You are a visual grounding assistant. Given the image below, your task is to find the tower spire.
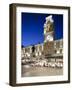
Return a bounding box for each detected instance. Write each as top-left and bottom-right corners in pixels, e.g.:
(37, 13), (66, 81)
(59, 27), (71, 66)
(44, 15), (54, 42)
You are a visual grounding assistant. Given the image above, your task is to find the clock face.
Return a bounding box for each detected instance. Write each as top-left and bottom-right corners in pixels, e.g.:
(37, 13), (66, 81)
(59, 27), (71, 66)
(47, 35), (50, 40)
(46, 35), (53, 41)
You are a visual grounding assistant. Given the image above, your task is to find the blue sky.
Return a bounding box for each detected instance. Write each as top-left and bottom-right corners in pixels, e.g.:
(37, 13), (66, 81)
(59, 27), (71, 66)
(21, 12), (63, 47)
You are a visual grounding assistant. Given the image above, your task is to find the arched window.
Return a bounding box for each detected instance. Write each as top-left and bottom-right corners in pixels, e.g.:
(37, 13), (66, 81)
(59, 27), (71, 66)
(55, 50), (57, 54)
(32, 46), (35, 53)
(60, 49), (62, 53)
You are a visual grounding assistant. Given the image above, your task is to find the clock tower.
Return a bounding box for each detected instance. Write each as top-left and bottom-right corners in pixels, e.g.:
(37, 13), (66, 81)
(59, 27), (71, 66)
(44, 15), (54, 42)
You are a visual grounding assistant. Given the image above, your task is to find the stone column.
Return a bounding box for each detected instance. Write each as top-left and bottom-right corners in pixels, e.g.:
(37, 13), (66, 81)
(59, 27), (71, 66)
(42, 44), (43, 51)
(30, 47), (32, 53)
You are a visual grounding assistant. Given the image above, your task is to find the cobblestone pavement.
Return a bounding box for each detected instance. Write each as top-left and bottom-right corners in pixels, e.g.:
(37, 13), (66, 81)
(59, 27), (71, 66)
(21, 65), (63, 77)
